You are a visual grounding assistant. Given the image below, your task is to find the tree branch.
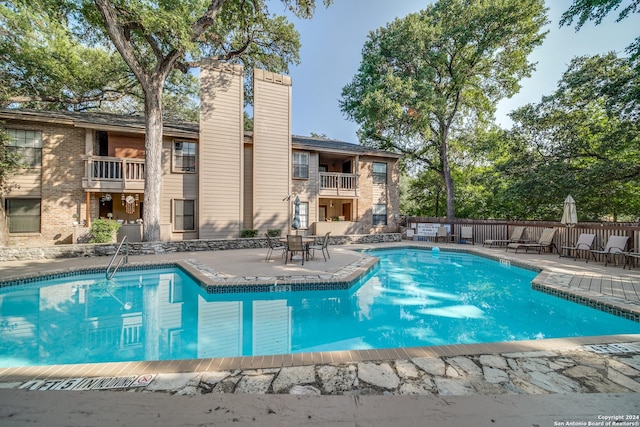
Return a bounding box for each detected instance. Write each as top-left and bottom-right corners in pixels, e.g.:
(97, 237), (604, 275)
(94, 0), (150, 88)
(191, 0), (228, 41)
(7, 91), (130, 105)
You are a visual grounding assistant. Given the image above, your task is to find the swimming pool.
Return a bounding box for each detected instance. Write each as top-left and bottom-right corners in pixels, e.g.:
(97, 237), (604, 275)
(0, 249), (638, 367)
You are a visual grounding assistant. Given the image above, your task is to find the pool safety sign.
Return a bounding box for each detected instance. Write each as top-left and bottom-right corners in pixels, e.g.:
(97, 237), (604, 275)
(18, 374), (156, 391)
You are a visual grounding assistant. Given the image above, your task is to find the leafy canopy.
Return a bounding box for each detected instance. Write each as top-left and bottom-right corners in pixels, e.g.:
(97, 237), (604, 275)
(1, 0), (332, 116)
(0, 1), (137, 110)
(491, 53), (640, 220)
(341, 0), (548, 218)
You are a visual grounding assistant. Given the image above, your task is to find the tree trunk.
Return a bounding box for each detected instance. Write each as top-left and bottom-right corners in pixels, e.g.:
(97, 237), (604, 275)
(439, 129), (456, 220)
(142, 83), (164, 242)
(442, 161), (455, 219)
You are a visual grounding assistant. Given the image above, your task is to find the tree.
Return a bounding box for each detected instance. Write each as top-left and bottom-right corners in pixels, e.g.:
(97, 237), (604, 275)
(560, 0), (639, 59)
(2, 0), (332, 241)
(0, 3), (138, 110)
(400, 125), (507, 220)
(552, 52), (640, 121)
(400, 171), (446, 217)
(493, 53), (640, 221)
(340, 0), (547, 219)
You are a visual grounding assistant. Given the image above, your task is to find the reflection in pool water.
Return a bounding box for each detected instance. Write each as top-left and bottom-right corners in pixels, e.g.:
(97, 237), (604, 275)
(1, 249), (638, 367)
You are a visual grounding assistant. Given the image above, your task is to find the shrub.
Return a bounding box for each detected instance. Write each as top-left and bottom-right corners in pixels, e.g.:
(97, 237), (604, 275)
(266, 228), (281, 237)
(241, 229), (258, 238)
(89, 219), (122, 243)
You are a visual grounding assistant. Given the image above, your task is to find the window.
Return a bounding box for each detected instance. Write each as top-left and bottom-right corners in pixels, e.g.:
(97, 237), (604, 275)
(174, 199), (195, 231)
(5, 198), (41, 233)
(298, 202), (309, 228)
(173, 141), (196, 172)
(7, 129), (42, 167)
(372, 204), (387, 226)
(373, 162), (387, 184)
(293, 152), (309, 179)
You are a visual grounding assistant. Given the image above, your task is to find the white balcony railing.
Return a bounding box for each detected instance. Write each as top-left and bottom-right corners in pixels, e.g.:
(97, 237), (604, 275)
(83, 156), (145, 191)
(319, 172), (357, 196)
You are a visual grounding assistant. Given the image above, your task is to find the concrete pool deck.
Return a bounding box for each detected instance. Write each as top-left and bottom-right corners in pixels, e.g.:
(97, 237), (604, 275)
(0, 241), (639, 426)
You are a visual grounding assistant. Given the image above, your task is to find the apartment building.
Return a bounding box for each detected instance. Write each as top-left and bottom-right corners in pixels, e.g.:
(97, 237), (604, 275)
(0, 62), (400, 247)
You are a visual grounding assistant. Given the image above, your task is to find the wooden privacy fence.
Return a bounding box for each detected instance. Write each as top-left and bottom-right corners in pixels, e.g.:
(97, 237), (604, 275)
(406, 217), (640, 253)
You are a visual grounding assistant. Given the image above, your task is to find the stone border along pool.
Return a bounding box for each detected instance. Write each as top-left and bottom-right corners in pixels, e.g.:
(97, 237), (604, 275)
(8, 339), (640, 396)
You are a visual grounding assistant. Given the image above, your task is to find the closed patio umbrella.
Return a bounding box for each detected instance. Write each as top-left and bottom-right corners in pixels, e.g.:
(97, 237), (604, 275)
(560, 195), (577, 255)
(292, 196), (301, 235)
(561, 195), (577, 228)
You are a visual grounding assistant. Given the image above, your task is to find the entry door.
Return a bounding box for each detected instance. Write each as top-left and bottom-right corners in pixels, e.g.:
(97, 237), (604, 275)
(342, 203), (351, 221)
(319, 206), (327, 221)
(99, 198), (113, 219)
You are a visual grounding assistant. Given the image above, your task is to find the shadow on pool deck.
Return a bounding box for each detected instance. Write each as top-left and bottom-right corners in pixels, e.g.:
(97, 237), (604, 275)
(1, 388), (638, 427)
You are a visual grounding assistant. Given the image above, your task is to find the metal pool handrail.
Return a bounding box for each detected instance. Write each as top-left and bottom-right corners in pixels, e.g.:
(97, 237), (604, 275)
(106, 236), (129, 280)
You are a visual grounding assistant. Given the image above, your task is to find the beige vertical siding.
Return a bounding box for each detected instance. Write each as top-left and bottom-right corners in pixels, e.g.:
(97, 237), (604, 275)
(252, 69), (292, 234)
(161, 137), (199, 240)
(198, 60), (244, 238)
(243, 143), (254, 229)
(292, 151), (318, 232)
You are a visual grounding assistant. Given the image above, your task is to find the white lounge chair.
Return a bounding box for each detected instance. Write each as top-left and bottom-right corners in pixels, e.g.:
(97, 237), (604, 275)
(559, 233), (595, 261)
(506, 228), (558, 254)
(435, 226), (448, 243)
(623, 248), (640, 270)
(588, 235), (628, 266)
(460, 226), (474, 245)
(483, 226), (526, 248)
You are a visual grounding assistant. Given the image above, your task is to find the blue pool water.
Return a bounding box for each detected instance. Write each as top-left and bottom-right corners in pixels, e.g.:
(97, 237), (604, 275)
(0, 249), (638, 367)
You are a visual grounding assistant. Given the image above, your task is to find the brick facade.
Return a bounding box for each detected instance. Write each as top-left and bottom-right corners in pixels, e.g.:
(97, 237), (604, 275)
(1, 106), (401, 247)
(357, 157), (400, 234)
(2, 120), (87, 246)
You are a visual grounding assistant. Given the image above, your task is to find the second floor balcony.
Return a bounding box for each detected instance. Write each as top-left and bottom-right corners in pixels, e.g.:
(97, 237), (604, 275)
(82, 156), (359, 196)
(319, 172), (357, 197)
(82, 156), (145, 191)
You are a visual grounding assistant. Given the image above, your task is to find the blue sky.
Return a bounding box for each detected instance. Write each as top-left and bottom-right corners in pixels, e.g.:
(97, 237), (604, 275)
(277, 0), (639, 142)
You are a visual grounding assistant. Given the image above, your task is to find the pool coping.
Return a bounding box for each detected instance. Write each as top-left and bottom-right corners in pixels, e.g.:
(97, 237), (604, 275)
(177, 254), (380, 293)
(2, 334), (640, 384)
(0, 254), (381, 293)
(1, 243), (639, 383)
